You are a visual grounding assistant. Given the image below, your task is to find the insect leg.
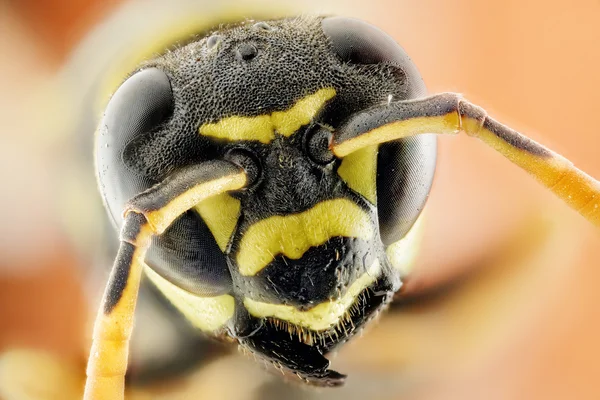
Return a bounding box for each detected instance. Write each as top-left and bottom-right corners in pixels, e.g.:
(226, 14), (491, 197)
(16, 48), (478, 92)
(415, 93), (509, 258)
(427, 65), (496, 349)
(332, 93), (600, 227)
(84, 160), (246, 400)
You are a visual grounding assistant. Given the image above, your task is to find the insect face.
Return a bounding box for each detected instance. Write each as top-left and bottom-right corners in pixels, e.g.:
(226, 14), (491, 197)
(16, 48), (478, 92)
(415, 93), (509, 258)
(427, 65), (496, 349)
(95, 16), (436, 388)
(87, 12), (600, 399)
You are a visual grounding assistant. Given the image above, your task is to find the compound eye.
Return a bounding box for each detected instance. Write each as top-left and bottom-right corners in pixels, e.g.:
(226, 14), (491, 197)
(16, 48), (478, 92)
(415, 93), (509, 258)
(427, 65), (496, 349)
(96, 68), (174, 227)
(306, 125), (335, 165)
(322, 16), (406, 66)
(377, 137), (437, 246)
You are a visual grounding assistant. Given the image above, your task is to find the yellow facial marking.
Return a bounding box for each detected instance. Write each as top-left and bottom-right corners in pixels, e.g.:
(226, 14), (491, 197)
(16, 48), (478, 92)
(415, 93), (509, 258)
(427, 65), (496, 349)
(270, 88), (336, 136)
(237, 198), (374, 276)
(337, 145), (378, 204)
(386, 211), (426, 277)
(200, 114), (274, 144)
(194, 193), (241, 252)
(144, 266), (235, 332)
(199, 88), (336, 144)
(244, 260), (381, 331)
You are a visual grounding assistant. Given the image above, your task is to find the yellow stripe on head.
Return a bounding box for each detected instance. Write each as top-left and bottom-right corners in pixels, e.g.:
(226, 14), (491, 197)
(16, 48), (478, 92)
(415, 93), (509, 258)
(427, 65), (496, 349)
(236, 198), (374, 276)
(200, 114), (274, 144)
(194, 193), (241, 252)
(337, 145), (378, 204)
(144, 266), (235, 332)
(243, 259), (381, 331)
(385, 211), (426, 277)
(270, 88), (336, 136)
(199, 88), (336, 143)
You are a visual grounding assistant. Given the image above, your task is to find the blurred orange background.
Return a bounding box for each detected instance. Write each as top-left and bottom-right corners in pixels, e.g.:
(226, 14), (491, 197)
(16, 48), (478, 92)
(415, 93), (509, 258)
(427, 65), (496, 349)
(1, 0), (599, 399)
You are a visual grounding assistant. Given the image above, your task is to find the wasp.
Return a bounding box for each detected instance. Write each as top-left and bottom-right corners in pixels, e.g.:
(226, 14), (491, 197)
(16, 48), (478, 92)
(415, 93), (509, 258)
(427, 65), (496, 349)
(85, 16), (600, 399)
